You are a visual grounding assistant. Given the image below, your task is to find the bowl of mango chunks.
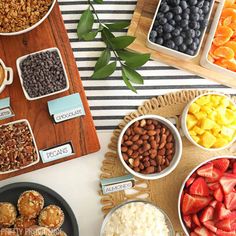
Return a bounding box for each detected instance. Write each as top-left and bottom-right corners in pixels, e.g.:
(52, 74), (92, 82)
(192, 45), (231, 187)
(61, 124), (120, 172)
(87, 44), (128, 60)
(181, 93), (236, 151)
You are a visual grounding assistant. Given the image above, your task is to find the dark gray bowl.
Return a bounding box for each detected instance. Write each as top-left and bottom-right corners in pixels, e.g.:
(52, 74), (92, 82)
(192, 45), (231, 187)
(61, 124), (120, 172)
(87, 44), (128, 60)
(0, 182), (79, 235)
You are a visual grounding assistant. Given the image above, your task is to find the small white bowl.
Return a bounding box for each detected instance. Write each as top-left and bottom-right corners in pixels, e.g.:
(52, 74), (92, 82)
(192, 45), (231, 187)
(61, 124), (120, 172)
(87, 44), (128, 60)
(147, 0), (215, 60)
(178, 155), (236, 236)
(100, 200), (175, 236)
(0, 119), (40, 175)
(118, 115), (183, 180)
(181, 92), (236, 151)
(16, 47), (69, 101)
(0, 0), (56, 36)
(200, 0), (236, 78)
(0, 59), (13, 94)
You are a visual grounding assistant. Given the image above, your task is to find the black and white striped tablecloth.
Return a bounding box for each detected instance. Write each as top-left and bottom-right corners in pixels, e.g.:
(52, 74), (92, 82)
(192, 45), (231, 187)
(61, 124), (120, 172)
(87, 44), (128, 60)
(58, 0), (236, 131)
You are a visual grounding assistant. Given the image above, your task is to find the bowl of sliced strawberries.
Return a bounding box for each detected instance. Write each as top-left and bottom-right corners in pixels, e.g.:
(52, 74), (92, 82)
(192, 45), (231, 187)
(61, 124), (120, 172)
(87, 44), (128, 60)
(178, 156), (236, 236)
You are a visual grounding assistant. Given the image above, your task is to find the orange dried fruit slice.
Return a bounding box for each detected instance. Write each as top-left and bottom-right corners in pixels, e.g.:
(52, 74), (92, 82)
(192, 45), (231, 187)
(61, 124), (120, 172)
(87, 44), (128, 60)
(209, 44), (220, 59)
(214, 59), (228, 69)
(208, 54), (215, 63)
(221, 8), (236, 22)
(213, 46), (234, 60)
(225, 41), (236, 54)
(213, 26), (233, 46)
(222, 59), (236, 71)
(225, 0), (235, 7)
(223, 16), (232, 26)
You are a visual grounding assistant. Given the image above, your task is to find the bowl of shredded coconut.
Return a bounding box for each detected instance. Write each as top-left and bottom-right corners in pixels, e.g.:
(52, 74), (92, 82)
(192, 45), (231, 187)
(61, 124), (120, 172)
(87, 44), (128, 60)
(100, 200), (174, 236)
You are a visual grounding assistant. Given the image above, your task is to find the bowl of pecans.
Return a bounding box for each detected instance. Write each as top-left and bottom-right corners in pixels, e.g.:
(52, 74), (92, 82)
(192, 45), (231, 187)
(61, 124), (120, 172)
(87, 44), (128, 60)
(0, 0), (56, 36)
(118, 115), (183, 180)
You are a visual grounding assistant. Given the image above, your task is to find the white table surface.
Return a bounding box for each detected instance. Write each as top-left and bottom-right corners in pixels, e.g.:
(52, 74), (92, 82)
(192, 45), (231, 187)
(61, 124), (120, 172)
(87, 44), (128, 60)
(0, 132), (110, 236)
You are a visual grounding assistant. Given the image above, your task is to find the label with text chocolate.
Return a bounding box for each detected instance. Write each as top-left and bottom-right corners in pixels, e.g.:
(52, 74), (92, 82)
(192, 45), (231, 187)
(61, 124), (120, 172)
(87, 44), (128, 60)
(39, 142), (75, 163)
(53, 107), (84, 123)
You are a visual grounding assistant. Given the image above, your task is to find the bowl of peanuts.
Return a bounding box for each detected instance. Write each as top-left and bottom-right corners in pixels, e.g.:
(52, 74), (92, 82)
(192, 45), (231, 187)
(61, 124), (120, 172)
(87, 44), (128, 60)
(118, 115), (183, 180)
(0, 0), (56, 36)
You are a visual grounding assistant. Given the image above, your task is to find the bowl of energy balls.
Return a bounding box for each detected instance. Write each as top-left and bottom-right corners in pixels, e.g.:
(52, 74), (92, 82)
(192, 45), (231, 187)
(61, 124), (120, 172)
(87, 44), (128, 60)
(0, 182), (79, 236)
(0, 0), (57, 36)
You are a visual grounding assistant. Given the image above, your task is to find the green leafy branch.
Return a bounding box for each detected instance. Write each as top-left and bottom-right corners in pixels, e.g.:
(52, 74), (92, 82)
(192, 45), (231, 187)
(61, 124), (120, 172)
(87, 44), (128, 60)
(77, 0), (150, 93)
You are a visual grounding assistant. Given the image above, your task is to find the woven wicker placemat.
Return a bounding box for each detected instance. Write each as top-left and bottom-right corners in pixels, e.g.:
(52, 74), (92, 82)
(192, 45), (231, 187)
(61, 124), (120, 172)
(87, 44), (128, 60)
(99, 90), (236, 235)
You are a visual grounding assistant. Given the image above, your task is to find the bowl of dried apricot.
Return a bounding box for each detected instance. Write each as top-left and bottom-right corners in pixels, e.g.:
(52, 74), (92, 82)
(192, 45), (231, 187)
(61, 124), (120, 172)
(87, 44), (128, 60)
(201, 0), (236, 77)
(0, 0), (56, 36)
(181, 93), (236, 150)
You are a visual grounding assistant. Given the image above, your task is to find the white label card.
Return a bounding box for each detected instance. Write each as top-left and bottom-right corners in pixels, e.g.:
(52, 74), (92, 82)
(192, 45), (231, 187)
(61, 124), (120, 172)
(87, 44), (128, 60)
(103, 181), (133, 194)
(0, 107), (14, 120)
(40, 142), (74, 163)
(53, 107), (84, 123)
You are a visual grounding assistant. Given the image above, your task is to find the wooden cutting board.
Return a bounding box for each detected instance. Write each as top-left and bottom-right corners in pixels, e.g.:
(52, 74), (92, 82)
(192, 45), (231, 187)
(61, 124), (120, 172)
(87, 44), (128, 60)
(0, 3), (100, 180)
(127, 0), (236, 88)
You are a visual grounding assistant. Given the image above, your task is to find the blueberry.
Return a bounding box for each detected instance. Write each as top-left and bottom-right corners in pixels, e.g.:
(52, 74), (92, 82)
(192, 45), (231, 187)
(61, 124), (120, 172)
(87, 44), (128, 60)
(172, 6), (182, 14)
(156, 37), (164, 45)
(195, 30), (201, 37)
(190, 42), (198, 51)
(191, 13), (200, 21)
(189, 0), (197, 6)
(160, 4), (170, 13)
(165, 40), (175, 49)
(163, 33), (172, 40)
(174, 45), (179, 51)
(182, 13), (190, 20)
(174, 15), (182, 22)
(156, 12), (164, 20)
(172, 28), (181, 36)
(196, 22), (201, 30)
(180, 19), (188, 28)
(189, 21), (198, 29)
(179, 44), (187, 52)
(193, 37), (200, 45)
(156, 25), (163, 35)
(165, 12), (173, 20)
(169, 19), (176, 26)
(186, 49), (195, 56)
(197, 1), (204, 8)
(190, 6), (199, 13)
(167, 0), (180, 6)
(163, 23), (174, 32)
(198, 9), (203, 15)
(181, 31), (186, 38)
(184, 8), (191, 14)
(203, 6), (210, 14)
(174, 35), (184, 46)
(186, 37), (193, 45)
(188, 29), (196, 38)
(180, 1), (188, 10)
(200, 19), (209, 29)
(159, 17), (168, 25)
(150, 30), (157, 41)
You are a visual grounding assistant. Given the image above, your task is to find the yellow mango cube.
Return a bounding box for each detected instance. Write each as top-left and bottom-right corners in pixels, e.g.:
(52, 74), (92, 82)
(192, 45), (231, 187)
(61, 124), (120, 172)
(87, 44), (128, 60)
(189, 103), (201, 114)
(220, 97), (230, 107)
(195, 112), (207, 120)
(211, 95), (221, 106)
(200, 132), (217, 148)
(195, 96), (210, 106)
(201, 118), (215, 130)
(221, 126), (235, 139)
(201, 105), (212, 114)
(187, 114), (198, 130)
(225, 109), (236, 124)
(191, 135), (200, 143)
(212, 138), (229, 148)
(208, 111), (217, 121)
(193, 126), (205, 135)
(189, 130), (197, 136)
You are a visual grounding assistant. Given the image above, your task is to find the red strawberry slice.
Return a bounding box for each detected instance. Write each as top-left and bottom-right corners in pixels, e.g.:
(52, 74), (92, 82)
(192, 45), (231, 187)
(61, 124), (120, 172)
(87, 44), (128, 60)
(226, 211), (236, 221)
(220, 174), (236, 194)
(187, 176), (196, 188)
(233, 163), (236, 175)
(231, 223), (236, 230)
(208, 182), (221, 191)
(206, 168), (223, 183)
(216, 229), (236, 236)
(190, 177), (210, 197)
(203, 221), (217, 233)
(183, 215), (192, 228)
(193, 214), (201, 227)
(225, 192), (236, 211)
(215, 202), (232, 220)
(200, 206), (214, 222)
(191, 233), (199, 236)
(210, 200), (218, 208)
(214, 187), (224, 202)
(197, 163), (214, 178)
(195, 226), (216, 236)
(212, 159), (230, 173)
(215, 218), (232, 232)
(182, 193), (212, 215)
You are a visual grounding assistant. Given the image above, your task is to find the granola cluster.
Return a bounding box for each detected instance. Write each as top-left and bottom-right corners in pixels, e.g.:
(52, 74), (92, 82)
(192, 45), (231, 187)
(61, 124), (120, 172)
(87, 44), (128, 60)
(0, 0), (53, 33)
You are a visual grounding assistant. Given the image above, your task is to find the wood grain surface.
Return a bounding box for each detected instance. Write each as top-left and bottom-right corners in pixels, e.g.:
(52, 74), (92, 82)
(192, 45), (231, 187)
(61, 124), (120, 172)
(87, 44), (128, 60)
(127, 0), (236, 88)
(0, 3), (100, 181)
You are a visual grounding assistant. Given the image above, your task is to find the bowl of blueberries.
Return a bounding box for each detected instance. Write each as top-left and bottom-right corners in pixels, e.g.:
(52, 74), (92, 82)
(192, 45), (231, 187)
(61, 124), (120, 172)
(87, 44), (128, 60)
(147, 0), (215, 59)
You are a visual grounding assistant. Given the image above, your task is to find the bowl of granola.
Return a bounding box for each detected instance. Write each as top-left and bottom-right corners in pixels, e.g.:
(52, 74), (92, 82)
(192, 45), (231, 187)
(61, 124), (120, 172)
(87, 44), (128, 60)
(0, 0), (56, 36)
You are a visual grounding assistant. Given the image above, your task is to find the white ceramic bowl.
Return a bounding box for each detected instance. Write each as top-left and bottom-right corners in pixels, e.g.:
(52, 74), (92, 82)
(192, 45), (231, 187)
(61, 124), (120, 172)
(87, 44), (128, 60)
(181, 92), (236, 151)
(16, 47), (69, 101)
(0, 119), (40, 175)
(178, 155), (236, 236)
(200, 0), (236, 78)
(0, 59), (13, 94)
(0, 0), (56, 36)
(118, 115), (183, 180)
(147, 0), (215, 60)
(100, 200), (175, 236)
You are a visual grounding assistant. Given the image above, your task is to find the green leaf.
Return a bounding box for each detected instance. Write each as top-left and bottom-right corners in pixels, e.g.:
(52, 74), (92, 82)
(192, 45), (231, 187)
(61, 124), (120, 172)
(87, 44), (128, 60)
(122, 71), (137, 93)
(105, 21), (130, 30)
(122, 65), (143, 84)
(101, 27), (115, 46)
(93, 0), (103, 3)
(109, 36), (135, 50)
(82, 31), (98, 40)
(118, 50), (150, 68)
(95, 49), (111, 71)
(77, 8), (94, 40)
(92, 61), (117, 79)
